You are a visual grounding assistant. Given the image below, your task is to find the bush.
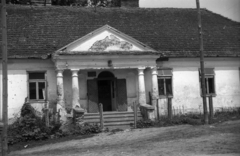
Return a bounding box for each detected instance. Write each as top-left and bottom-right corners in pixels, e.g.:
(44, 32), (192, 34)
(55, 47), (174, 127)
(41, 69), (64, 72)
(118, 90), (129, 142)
(136, 119), (155, 128)
(8, 103), (103, 145)
(8, 116), (51, 145)
(72, 123), (102, 135)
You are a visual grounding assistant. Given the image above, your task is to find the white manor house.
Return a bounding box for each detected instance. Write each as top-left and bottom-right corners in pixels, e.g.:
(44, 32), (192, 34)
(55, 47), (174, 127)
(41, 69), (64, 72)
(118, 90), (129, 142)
(0, 4), (239, 127)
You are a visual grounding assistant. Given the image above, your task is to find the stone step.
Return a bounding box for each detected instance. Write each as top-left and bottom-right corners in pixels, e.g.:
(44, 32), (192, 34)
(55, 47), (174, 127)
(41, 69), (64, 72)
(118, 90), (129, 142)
(85, 116), (140, 123)
(104, 121), (134, 126)
(84, 111), (141, 117)
(84, 115), (142, 120)
(84, 113), (142, 119)
(83, 111), (142, 129)
(104, 117), (135, 123)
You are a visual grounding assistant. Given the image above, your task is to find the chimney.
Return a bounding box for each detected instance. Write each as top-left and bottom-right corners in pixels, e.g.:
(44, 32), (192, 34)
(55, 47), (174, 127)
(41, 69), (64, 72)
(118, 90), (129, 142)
(121, 0), (139, 7)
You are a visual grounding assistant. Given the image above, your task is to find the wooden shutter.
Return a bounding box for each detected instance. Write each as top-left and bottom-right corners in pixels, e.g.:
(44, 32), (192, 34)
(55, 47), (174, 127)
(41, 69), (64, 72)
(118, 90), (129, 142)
(87, 79), (99, 113)
(116, 79), (127, 111)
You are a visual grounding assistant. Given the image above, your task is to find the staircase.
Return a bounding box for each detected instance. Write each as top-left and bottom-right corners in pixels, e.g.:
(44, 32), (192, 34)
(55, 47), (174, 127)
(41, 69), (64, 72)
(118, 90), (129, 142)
(84, 111), (142, 129)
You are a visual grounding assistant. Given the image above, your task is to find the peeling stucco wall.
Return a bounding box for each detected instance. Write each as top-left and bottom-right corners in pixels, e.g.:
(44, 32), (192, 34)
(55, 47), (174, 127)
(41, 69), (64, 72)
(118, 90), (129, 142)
(157, 57), (240, 114)
(7, 70), (28, 119)
(214, 67), (240, 108)
(171, 68), (203, 113)
(1, 57), (239, 120)
(0, 59), (57, 120)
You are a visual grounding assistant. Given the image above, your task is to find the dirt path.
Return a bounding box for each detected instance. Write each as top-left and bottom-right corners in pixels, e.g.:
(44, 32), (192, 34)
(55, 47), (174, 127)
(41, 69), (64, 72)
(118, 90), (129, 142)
(9, 120), (240, 156)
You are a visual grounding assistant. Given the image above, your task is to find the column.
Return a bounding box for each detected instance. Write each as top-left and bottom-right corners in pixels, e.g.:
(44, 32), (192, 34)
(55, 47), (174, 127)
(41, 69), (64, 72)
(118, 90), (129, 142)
(138, 67), (147, 106)
(71, 69), (83, 110)
(151, 67), (159, 119)
(151, 67), (159, 99)
(56, 69), (67, 122)
(56, 69), (64, 107)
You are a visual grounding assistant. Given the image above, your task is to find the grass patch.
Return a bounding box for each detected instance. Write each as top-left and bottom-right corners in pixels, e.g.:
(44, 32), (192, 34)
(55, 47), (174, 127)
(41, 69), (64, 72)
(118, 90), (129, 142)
(136, 107), (240, 128)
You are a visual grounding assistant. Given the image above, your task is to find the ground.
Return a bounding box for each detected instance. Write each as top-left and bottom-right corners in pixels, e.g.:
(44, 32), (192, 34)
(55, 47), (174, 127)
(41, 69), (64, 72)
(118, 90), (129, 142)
(8, 120), (240, 156)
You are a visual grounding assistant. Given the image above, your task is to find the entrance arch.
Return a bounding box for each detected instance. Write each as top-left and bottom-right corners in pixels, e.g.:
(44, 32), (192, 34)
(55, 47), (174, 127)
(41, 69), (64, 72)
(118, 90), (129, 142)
(98, 71), (115, 78)
(97, 71), (115, 111)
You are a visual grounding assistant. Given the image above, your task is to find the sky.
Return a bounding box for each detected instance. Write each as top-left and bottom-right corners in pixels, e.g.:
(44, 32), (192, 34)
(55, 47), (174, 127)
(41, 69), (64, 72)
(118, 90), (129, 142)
(140, 0), (240, 22)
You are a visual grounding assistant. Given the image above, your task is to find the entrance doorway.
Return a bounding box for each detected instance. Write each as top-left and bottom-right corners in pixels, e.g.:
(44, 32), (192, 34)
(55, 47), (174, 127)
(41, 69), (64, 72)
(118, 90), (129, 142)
(87, 71), (128, 113)
(98, 71), (115, 112)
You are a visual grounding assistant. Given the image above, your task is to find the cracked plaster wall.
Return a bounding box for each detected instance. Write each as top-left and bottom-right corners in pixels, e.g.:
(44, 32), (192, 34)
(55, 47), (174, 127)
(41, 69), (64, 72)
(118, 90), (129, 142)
(157, 58), (240, 115)
(0, 59), (57, 121)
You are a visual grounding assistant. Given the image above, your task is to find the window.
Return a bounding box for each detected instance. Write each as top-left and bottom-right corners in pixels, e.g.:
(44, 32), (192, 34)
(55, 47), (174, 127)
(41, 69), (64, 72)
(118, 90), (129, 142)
(199, 68), (215, 96)
(28, 72), (46, 100)
(158, 69), (173, 97)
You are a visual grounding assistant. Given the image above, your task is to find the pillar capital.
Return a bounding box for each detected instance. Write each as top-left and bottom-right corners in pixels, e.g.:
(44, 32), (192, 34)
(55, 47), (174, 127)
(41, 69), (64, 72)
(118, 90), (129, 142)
(151, 67), (158, 75)
(138, 66), (146, 70)
(56, 69), (64, 77)
(138, 67), (146, 75)
(71, 69), (79, 77)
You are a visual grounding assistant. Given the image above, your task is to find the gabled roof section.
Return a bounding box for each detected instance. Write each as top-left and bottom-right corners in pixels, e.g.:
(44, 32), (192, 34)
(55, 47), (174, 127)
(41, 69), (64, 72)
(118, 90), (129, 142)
(1, 5), (240, 58)
(55, 24), (157, 55)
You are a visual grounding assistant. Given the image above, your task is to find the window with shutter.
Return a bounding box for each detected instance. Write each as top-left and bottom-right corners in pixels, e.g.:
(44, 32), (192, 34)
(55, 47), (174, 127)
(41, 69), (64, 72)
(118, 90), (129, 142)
(28, 72), (47, 101)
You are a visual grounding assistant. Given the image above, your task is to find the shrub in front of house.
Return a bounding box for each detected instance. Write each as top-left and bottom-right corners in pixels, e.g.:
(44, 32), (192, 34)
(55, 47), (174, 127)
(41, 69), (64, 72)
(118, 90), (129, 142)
(8, 103), (102, 145)
(71, 123), (103, 135)
(8, 103), (61, 145)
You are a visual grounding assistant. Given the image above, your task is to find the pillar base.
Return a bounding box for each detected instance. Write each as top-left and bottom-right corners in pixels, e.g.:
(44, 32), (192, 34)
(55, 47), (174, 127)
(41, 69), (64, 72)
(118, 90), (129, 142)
(139, 104), (155, 121)
(56, 104), (67, 123)
(73, 107), (85, 113)
(73, 107), (85, 125)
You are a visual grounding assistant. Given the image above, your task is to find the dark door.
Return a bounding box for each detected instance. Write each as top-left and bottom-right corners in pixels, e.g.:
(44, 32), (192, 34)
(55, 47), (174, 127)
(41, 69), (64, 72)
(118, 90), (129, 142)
(98, 80), (112, 111)
(87, 79), (99, 113)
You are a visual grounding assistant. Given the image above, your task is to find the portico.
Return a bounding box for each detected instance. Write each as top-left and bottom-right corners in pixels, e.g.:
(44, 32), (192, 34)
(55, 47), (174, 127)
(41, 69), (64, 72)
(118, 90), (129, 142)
(55, 65), (159, 112)
(52, 25), (161, 121)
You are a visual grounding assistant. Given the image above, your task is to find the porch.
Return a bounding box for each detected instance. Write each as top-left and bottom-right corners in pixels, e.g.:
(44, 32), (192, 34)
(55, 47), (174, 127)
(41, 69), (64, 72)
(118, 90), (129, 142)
(55, 66), (159, 122)
(52, 25), (161, 124)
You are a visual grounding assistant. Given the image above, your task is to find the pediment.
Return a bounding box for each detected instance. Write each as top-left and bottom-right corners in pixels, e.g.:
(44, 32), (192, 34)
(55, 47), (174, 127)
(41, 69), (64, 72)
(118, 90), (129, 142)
(56, 25), (156, 54)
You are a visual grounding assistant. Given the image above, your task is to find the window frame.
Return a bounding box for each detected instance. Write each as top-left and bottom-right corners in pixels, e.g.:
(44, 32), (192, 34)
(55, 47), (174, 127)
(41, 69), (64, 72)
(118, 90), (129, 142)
(157, 69), (173, 98)
(27, 71), (47, 102)
(199, 68), (216, 97)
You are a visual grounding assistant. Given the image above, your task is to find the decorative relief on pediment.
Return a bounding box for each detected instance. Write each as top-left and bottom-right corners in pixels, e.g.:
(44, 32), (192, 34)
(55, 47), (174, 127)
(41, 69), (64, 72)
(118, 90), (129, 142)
(89, 34), (133, 52)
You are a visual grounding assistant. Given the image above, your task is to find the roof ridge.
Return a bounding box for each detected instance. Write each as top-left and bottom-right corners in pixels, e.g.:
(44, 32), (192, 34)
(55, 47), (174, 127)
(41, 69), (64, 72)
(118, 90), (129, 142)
(5, 4), (208, 11)
(6, 4), (239, 24)
(2, 4), (240, 58)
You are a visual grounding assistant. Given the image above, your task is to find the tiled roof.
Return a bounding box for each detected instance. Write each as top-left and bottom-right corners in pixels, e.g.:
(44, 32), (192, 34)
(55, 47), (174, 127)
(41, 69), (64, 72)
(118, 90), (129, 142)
(1, 5), (240, 58)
